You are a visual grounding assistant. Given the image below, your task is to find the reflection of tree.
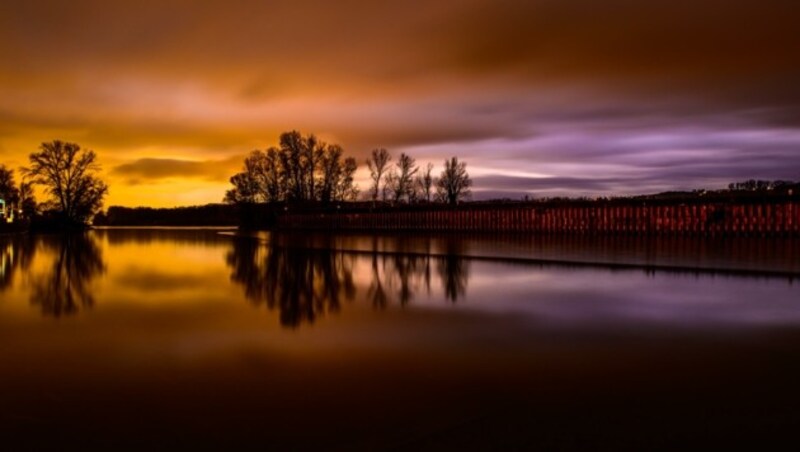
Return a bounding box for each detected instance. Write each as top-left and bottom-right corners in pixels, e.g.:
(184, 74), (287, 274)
(30, 234), (105, 317)
(368, 253), (431, 308)
(227, 237), (356, 328)
(438, 239), (469, 302)
(0, 235), (36, 292)
(226, 233), (471, 328)
(366, 248), (390, 309)
(95, 228), (227, 246)
(367, 237), (469, 307)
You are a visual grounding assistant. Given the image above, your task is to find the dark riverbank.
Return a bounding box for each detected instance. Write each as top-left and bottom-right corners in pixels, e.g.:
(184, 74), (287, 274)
(0, 222), (26, 235)
(96, 193), (800, 237)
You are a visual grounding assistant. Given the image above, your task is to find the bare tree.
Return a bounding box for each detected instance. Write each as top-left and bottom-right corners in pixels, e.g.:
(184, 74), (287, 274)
(319, 144), (358, 203)
(225, 132), (359, 205)
(225, 168), (260, 204)
(301, 134), (323, 200)
(436, 157), (472, 205)
(415, 162), (435, 202)
(392, 153), (418, 202)
(23, 141), (108, 225)
(335, 157), (359, 201)
(225, 149), (274, 204)
(366, 148), (391, 201)
(278, 131), (306, 201)
(383, 168), (397, 202)
(318, 144), (343, 204)
(260, 147), (284, 201)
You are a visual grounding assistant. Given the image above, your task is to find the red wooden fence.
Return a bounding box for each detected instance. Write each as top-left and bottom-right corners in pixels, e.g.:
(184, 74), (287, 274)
(276, 202), (800, 237)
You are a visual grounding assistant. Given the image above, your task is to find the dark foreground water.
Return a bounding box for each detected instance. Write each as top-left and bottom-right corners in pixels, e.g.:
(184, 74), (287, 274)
(1, 229), (799, 450)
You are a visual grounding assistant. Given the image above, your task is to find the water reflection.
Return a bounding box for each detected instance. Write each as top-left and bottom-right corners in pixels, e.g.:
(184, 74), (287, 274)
(227, 236), (356, 327)
(364, 238), (471, 307)
(30, 234), (105, 317)
(94, 227), (234, 246)
(226, 233), (471, 327)
(2, 234), (800, 449)
(0, 235), (36, 292)
(6, 229), (795, 325)
(368, 252), (428, 308)
(293, 233), (800, 275)
(438, 239), (470, 302)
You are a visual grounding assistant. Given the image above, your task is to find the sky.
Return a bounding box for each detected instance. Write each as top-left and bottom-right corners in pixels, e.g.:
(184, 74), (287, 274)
(1, 0), (798, 207)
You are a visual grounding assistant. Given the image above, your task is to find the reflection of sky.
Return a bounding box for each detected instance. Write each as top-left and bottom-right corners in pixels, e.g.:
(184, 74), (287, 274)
(2, 1), (799, 206)
(2, 230), (800, 449)
(0, 243), (11, 278)
(1, 227), (799, 437)
(1, 231), (798, 334)
(466, 264), (800, 331)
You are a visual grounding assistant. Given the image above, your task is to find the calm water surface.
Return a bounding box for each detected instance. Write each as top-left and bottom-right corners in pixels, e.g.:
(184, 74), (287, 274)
(1, 229), (799, 449)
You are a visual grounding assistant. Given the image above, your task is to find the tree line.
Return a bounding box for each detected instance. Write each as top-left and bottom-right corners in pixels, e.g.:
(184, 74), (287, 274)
(225, 130), (473, 207)
(0, 165), (37, 221)
(1, 140), (108, 228)
(365, 148), (472, 205)
(225, 131), (359, 204)
(1, 131), (474, 231)
(96, 205), (239, 227)
(727, 179), (798, 192)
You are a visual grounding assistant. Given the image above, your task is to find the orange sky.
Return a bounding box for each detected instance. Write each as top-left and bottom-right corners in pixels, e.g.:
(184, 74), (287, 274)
(1, 0), (799, 207)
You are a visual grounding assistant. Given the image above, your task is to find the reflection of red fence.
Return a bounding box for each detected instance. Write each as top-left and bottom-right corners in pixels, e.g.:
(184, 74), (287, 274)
(277, 202), (800, 237)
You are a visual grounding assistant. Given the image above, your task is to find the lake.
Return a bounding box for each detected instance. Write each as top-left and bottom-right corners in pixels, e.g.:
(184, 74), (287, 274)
(1, 228), (799, 449)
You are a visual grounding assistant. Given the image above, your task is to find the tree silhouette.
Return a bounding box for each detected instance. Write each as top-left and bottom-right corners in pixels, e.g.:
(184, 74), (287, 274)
(29, 233), (105, 317)
(318, 145), (359, 204)
(23, 141), (108, 225)
(225, 133), (477, 211)
(224, 153), (263, 204)
(388, 153), (418, 203)
(415, 162), (435, 202)
(436, 157), (472, 205)
(337, 157), (359, 201)
(278, 131), (315, 201)
(225, 131), (358, 205)
(367, 148), (392, 201)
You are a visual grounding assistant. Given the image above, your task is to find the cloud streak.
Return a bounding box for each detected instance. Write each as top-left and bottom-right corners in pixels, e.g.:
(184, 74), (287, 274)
(112, 156), (243, 184)
(0, 0), (798, 206)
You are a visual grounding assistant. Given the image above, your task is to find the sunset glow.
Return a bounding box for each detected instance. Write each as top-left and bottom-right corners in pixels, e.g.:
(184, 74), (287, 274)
(2, 0), (798, 207)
